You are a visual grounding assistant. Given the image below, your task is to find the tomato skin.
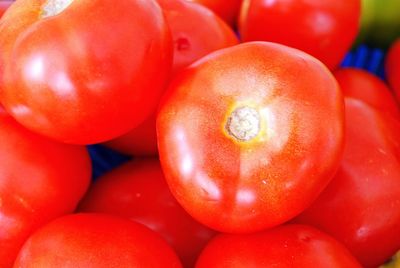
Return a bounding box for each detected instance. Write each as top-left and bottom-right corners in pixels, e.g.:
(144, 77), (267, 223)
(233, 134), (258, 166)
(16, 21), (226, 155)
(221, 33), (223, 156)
(386, 39), (400, 100)
(0, 1), (13, 17)
(186, 0), (242, 27)
(0, 106), (91, 267)
(13, 213), (182, 267)
(239, 0), (361, 70)
(104, 0), (238, 156)
(195, 224), (362, 268)
(157, 0), (238, 76)
(78, 158), (217, 268)
(104, 114), (159, 156)
(334, 68), (400, 118)
(157, 42), (344, 233)
(0, 0), (172, 144)
(294, 98), (400, 267)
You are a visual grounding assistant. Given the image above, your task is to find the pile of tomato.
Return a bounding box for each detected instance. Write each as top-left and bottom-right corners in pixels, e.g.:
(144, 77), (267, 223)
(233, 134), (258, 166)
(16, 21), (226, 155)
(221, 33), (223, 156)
(1, 0), (400, 267)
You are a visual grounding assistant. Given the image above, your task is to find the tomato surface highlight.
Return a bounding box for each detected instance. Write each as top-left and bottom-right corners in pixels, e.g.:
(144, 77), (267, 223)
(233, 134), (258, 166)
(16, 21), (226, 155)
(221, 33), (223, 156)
(239, 0), (361, 70)
(0, 0), (172, 144)
(104, 0), (238, 156)
(157, 41), (345, 233)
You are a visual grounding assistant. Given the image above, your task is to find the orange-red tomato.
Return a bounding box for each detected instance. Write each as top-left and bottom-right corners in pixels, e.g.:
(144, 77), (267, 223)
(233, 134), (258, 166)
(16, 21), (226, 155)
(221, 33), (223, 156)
(196, 224), (362, 267)
(187, 0), (243, 27)
(104, 114), (159, 156)
(295, 98), (400, 267)
(158, 0), (238, 76)
(78, 158), (217, 268)
(104, 0), (238, 156)
(157, 42), (344, 233)
(334, 67), (400, 118)
(386, 39), (400, 100)
(0, 106), (91, 267)
(0, 0), (172, 144)
(239, 0), (361, 70)
(13, 214), (183, 267)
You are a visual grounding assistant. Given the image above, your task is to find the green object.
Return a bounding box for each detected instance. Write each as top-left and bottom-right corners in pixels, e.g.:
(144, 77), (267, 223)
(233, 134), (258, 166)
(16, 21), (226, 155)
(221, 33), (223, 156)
(357, 0), (400, 48)
(380, 251), (400, 268)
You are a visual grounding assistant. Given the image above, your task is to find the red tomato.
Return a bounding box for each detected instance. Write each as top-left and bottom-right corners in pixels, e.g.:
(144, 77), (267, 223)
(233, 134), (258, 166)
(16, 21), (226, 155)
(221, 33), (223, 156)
(0, 1), (13, 17)
(386, 39), (400, 100)
(239, 0), (361, 70)
(104, 114), (159, 156)
(0, 0), (172, 144)
(157, 42), (344, 233)
(78, 158), (217, 268)
(158, 0), (238, 76)
(104, 0), (238, 156)
(0, 106), (91, 267)
(195, 224), (362, 267)
(13, 213), (182, 267)
(334, 67), (400, 118)
(186, 0), (242, 27)
(294, 98), (400, 268)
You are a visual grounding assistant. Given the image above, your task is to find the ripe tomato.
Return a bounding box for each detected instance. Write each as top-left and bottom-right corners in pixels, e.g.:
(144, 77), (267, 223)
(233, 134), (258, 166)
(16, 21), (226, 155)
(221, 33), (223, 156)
(104, 0), (238, 156)
(13, 213), (182, 267)
(104, 114), (159, 156)
(386, 39), (400, 99)
(0, 0), (172, 144)
(294, 98), (400, 267)
(195, 224), (362, 267)
(334, 68), (400, 118)
(0, 0), (13, 17)
(158, 0), (238, 76)
(78, 158), (217, 267)
(239, 0), (361, 70)
(0, 106), (91, 267)
(186, 0), (242, 27)
(157, 42), (344, 233)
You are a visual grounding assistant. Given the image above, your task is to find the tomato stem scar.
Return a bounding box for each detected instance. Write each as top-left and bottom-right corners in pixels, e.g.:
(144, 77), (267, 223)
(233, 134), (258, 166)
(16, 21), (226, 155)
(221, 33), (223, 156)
(225, 106), (260, 142)
(41, 0), (74, 18)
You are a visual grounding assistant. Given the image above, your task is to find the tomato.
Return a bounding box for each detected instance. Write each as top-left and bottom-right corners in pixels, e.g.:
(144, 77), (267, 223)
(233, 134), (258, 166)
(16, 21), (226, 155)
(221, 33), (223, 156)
(334, 67), (400, 118)
(158, 0), (238, 76)
(0, 106), (91, 267)
(386, 39), (400, 100)
(294, 98), (400, 267)
(13, 213), (182, 267)
(104, 114), (159, 156)
(157, 41), (344, 233)
(78, 158), (217, 268)
(195, 224), (362, 267)
(186, 0), (242, 27)
(0, 0), (172, 144)
(0, 1), (13, 17)
(239, 0), (361, 70)
(104, 0), (238, 156)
